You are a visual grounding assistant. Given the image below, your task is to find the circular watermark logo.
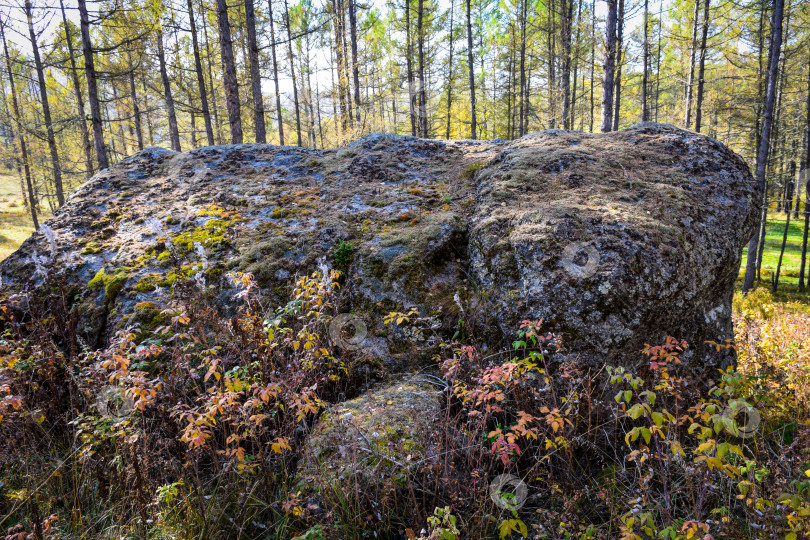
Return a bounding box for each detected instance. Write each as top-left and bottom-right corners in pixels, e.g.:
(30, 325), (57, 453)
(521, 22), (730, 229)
(328, 313), (368, 351)
(560, 242), (600, 279)
(721, 400), (760, 439)
(489, 474), (528, 511)
(95, 385), (135, 422)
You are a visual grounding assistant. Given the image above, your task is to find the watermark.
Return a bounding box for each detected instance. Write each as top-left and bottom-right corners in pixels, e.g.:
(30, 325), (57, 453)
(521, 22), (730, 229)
(328, 313), (368, 351)
(560, 241), (600, 279)
(489, 474), (528, 511)
(95, 385), (135, 422)
(721, 400), (760, 439)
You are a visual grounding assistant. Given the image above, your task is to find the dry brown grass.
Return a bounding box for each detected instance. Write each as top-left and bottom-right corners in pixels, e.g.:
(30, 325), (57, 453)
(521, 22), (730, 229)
(0, 171), (48, 262)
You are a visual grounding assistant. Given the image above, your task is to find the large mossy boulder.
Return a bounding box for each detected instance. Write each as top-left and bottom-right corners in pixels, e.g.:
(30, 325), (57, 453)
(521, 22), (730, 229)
(0, 123), (759, 374)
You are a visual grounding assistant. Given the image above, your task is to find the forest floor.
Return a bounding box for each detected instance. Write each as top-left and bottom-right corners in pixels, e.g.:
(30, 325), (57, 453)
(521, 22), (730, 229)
(741, 207), (809, 292)
(0, 172), (46, 262)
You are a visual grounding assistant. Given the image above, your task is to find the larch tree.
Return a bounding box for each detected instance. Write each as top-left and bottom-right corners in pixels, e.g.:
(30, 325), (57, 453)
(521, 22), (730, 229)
(601, 0), (617, 132)
(466, 0), (476, 139)
(1, 19), (38, 229)
(742, 0), (785, 293)
(187, 0), (215, 146)
(59, 0), (94, 177)
(25, 0), (64, 207)
(216, 0), (243, 143)
(245, 0), (267, 143)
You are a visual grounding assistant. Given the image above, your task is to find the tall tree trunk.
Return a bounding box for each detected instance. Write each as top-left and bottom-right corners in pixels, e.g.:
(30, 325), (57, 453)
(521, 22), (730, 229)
(330, 0), (346, 131)
(757, 24), (789, 279)
(187, 0), (215, 145)
(641, 0), (649, 121)
(799, 60), (810, 289)
(560, 0), (573, 130)
(315, 63), (324, 147)
(417, 0), (428, 137)
(793, 132), (802, 220)
(341, 0), (354, 124)
(773, 162), (795, 292)
(445, 0), (455, 139)
(348, 0), (361, 123)
(404, 0), (415, 135)
(201, 1), (223, 144)
(571, 0), (582, 129)
(654, 0), (662, 121)
(78, 0), (108, 170)
(524, 67), (531, 134)
(742, 0), (784, 293)
(466, 0), (476, 139)
(59, 0), (94, 176)
(519, 0), (529, 135)
(0, 64), (30, 212)
(216, 0), (243, 143)
(26, 0), (64, 207)
(611, 0), (624, 131)
(547, 0), (556, 128)
(601, 0), (617, 132)
(304, 18), (316, 147)
(507, 26), (515, 138)
(684, 0), (700, 129)
(245, 0), (266, 143)
(126, 48), (144, 150)
(156, 28), (181, 151)
(283, 0), (303, 145)
(1, 23), (38, 229)
(589, 0), (595, 132)
(693, 0), (711, 132)
(142, 74), (155, 146)
(268, 0), (285, 144)
(479, 9), (488, 136)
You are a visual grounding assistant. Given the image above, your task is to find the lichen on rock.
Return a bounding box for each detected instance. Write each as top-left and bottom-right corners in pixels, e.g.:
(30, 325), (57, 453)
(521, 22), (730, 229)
(0, 122), (759, 377)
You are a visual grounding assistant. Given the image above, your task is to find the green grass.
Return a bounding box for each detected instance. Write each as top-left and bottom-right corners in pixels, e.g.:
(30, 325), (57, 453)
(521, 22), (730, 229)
(0, 171), (47, 262)
(741, 209), (809, 289)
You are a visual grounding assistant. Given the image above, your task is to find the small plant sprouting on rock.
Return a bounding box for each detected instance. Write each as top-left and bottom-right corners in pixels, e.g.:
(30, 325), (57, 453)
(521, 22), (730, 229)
(461, 161), (485, 180)
(332, 239), (353, 273)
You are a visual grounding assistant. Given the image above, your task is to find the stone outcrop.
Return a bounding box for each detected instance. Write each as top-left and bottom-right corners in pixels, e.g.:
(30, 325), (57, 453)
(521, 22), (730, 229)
(0, 123), (759, 374)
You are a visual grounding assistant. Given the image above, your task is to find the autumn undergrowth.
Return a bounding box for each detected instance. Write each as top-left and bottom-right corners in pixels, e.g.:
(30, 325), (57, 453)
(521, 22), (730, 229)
(1, 248), (809, 539)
